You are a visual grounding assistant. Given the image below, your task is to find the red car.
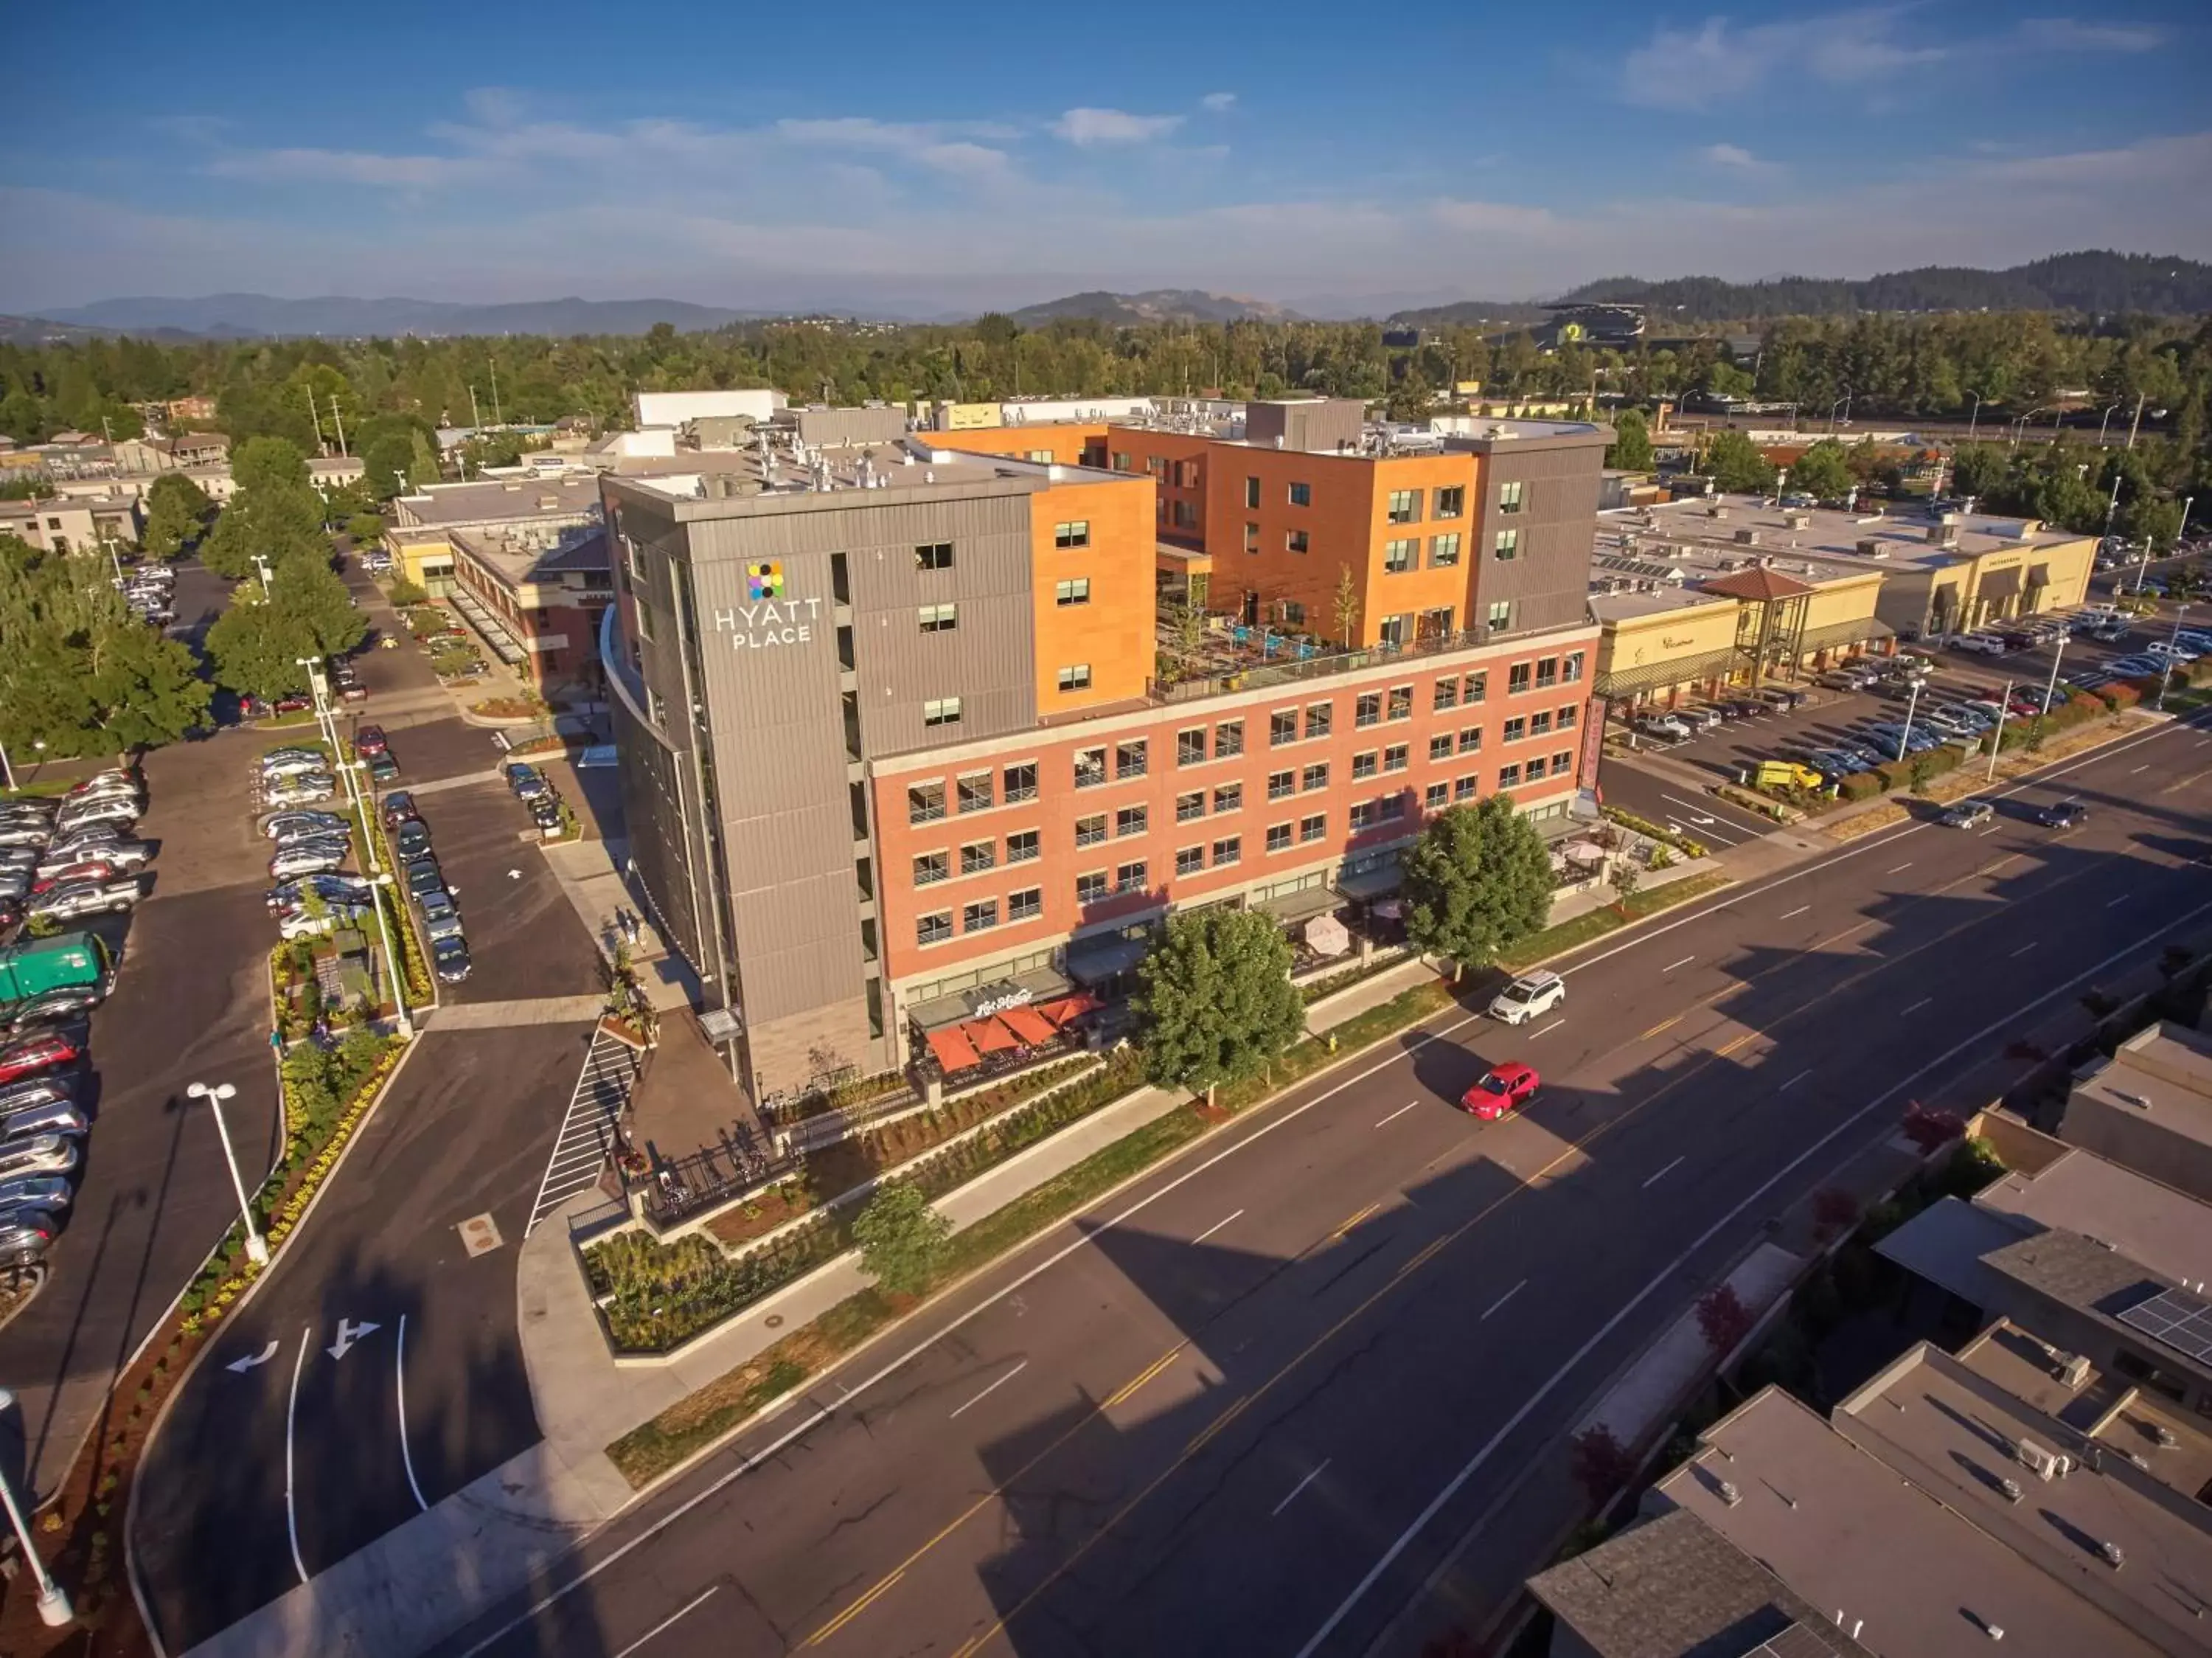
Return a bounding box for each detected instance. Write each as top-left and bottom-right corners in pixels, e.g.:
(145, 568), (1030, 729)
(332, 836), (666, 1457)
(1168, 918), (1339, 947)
(354, 724), (389, 757)
(274, 693), (313, 715)
(0, 1033), (82, 1087)
(30, 861), (119, 895)
(1461, 1061), (1540, 1121)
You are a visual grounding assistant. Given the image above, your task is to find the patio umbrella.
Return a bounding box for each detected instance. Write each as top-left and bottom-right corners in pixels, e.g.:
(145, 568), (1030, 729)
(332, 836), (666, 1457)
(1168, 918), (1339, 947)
(1304, 914), (1352, 957)
(1001, 1005), (1058, 1045)
(926, 1025), (982, 1072)
(968, 1019), (1021, 1055)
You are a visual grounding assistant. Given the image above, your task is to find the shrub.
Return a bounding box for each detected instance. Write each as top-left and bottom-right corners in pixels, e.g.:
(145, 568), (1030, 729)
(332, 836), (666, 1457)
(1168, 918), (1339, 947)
(1902, 1102), (1966, 1154)
(850, 1184), (950, 1295)
(1696, 1283), (1756, 1355)
(1569, 1424), (1638, 1504)
(1839, 771), (1884, 801)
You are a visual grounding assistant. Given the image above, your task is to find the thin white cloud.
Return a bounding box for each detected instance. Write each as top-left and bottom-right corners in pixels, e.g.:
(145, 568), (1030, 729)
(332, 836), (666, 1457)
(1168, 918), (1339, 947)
(1200, 92), (1237, 112)
(1051, 108), (1184, 146)
(1698, 142), (1778, 174)
(2016, 17), (2163, 52)
(1622, 7), (1947, 111)
(914, 142), (1015, 182)
(204, 147), (495, 188)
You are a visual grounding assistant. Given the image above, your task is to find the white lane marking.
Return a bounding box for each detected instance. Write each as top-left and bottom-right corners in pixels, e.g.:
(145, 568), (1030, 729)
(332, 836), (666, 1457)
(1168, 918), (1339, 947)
(1531, 1019), (1566, 1038)
(397, 1314), (428, 1512)
(2012, 943), (2038, 957)
(1290, 895), (2212, 1658)
(1978, 824), (2001, 836)
(1641, 1155), (1686, 1190)
(611, 1586), (722, 1658)
(1663, 956), (1696, 973)
(1192, 1209), (1245, 1246)
(1780, 1069), (1813, 1092)
(2132, 764), (2150, 774)
(285, 1326), (310, 1586)
(1272, 1460), (1332, 1518)
(1481, 1280), (1528, 1321)
(1902, 998), (1932, 1015)
(1660, 794), (1722, 824)
(2108, 894), (2131, 907)
(948, 1360), (1029, 1421)
(1886, 862), (1913, 874)
(1780, 906), (1809, 920)
(1374, 1102), (1420, 1128)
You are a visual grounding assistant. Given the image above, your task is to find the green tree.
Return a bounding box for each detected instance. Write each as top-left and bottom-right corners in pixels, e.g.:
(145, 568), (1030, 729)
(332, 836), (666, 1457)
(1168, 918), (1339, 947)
(1605, 408), (1653, 471)
(141, 472), (212, 560)
(274, 555), (369, 657)
(344, 513), (386, 548)
(850, 1183), (950, 1297)
(1607, 859), (1641, 915)
(201, 437), (330, 579)
(205, 592), (305, 700)
(1704, 429), (1778, 494)
(87, 622), (212, 749)
(1400, 797), (1554, 979)
(362, 433), (417, 502)
(2125, 496), (2184, 549)
(1134, 908), (1307, 1106)
(1784, 438), (1855, 501)
(1950, 443), (2009, 500)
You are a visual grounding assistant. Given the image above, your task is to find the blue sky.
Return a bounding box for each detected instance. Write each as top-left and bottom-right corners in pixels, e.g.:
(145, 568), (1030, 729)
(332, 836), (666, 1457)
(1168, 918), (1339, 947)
(4, 0), (2208, 315)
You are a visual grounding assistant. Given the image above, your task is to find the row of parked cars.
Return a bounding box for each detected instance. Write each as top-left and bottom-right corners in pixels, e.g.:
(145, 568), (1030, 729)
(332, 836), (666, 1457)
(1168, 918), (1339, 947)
(0, 770), (159, 1268)
(112, 561), (175, 628)
(503, 759), (567, 838)
(379, 791), (471, 984)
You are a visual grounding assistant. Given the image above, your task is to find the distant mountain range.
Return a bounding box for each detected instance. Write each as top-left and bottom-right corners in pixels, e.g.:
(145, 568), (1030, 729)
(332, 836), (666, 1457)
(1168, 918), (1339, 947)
(22, 293), (759, 339)
(1389, 252), (2212, 327)
(1004, 289), (1307, 327)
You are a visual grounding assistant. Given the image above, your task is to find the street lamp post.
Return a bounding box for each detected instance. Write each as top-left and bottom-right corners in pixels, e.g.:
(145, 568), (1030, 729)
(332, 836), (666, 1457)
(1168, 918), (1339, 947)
(1966, 392), (1983, 443)
(187, 1082), (268, 1266)
(2098, 402), (2123, 446)
(2156, 606), (2192, 713)
(251, 554), (274, 596)
(1896, 677), (1924, 763)
(0, 1390), (70, 1626)
(1986, 677), (2014, 782)
(2040, 631), (2068, 717)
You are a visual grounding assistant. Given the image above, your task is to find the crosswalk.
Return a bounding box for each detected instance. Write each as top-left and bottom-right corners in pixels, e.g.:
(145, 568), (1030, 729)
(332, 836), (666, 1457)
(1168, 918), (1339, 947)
(526, 1032), (642, 1235)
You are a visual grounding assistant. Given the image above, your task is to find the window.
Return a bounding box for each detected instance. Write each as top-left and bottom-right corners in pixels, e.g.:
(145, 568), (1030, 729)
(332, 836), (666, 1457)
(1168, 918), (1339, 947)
(1299, 813), (1326, 843)
(1503, 716), (1527, 743)
(1116, 805), (1147, 838)
(1266, 823), (1293, 853)
(1004, 762), (1038, 803)
(1055, 578), (1091, 607)
(1557, 705), (1578, 731)
(1115, 860), (1148, 894)
(1378, 614), (1410, 648)
(913, 852), (948, 887)
(1301, 762), (1329, 791)
(1178, 728), (1208, 767)
(1352, 751), (1379, 780)
(957, 772), (993, 814)
(1112, 451), (1131, 472)
(1453, 774), (1478, 801)
(1433, 677), (1459, 712)
(1380, 795), (1407, 821)
(1281, 601), (1306, 626)
(959, 896), (998, 935)
(1146, 456), (1167, 478)
(645, 686), (666, 726)
(1176, 790), (1206, 822)
(1054, 521), (1091, 549)
(1076, 871), (1109, 904)
(1458, 726), (1483, 754)
(1075, 814), (1107, 847)
(1018, 448), (1051, 464)
(1552, 750), (1576, 777)
(1349, 801), (1376, 830)
(1268, 770), (1295, 801)
(1215, 720), (1244, 757)
(1075, 747), (1107, 788)
(1386, 489), (1422, 525)
(1176, 845), (1205, 876)
(1466, 670), (1488, 703)
(961, 841), (995, 875)
(1486, 600), (1512, 631)
(1286, 529), (1310, 553)
(915, 542), (953, 571)
(1493, 528), (1520, 561)
(1430, 533), (1461, 568)
(1499, 763), (1522, 788)
(1212, 836), (1242, 867)
(1288, 481), (1312, 507)
(1006, 829), (1040, 864)
(923, 696), (962, 727)
(917, 911), (953, 946)
(1508, 662), (1532, 696)
(1429, 734), (1453, 761)
(1436, 485), (1465, 519)
(1116, 740), (1148, 780)
(1170, 500), (1200, 530)
(1388, 686), (1413, 721)
(1243, 522), (1260, 552)
(1058, 664), (1093, 693)
(1384, 538), (1418, 573)
(1530, 711), (1553, 737)
(1305, 703), (1334, 739)
(1213, 783), (1243, 814)
(633, 598), (655, 643)
(1498, 479), (1525, 514)
(917, 602), (959, 633)
(1176, 459), (1201, 489)
(1356, 692), (1382, 728)
(1383, 743), (1409, 773)
(908, 782), (946, 824)
(1245, 476), (1261, 509)
(1535, 656), (1558, 690)
(1425, 783), (1448, 811)
(1270, 710), (1298, 746)
(1009, 887), (1042, 922)
(1564, 651), (1585, 683)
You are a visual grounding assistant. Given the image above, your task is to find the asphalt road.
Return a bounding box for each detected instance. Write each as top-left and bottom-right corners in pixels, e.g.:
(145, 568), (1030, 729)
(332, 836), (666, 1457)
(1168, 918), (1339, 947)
(406, 710), (2212, 1658)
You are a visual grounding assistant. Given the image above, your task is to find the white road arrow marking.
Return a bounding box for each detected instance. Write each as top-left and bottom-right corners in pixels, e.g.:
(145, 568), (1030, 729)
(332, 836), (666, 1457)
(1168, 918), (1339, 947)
(327, 1317), (382, 1360)
(227, 1339), (279, 1374)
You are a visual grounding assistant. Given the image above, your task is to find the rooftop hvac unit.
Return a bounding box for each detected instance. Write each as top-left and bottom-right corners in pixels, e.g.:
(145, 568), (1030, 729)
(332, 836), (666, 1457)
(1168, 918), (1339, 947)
(1857, 538), (1882, 557)
(1718, 1480), (1742, 1508)
(2059, 1353), (2091, 1388)
(2015, 1439), (2071, 1481)
(1785, 510), (1812, 530)
(1707, 504), (1728, 519)
(2100, 1541), (2126, 1569)
(1734, 528), (1759, 546)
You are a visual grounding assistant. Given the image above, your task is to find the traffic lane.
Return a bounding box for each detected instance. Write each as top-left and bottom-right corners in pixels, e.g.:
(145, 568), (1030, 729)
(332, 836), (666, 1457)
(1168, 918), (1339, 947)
(1592, 757), (1775, 845)
(135, 1021), (599, 1650)
(415, 778), (602, 1003)
(351, 710), (504, 787)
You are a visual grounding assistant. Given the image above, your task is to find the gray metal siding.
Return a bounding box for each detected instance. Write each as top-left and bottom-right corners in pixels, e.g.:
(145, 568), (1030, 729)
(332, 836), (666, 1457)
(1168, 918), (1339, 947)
(1474, 443), (1604, 635)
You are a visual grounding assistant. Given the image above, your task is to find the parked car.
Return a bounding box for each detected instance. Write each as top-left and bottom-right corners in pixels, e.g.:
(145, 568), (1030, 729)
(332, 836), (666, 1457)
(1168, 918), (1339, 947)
(259, 752), (331, 783)
(0, 1034), (82, 1087)
(1488, 970), (1565, 1026)
(278, 902), (371, 942)
(0, 1208), (59, 1268)
(269, 844), (349, 881)
(1, 988), (103, 1033)
(261, 777), (336, 808)
(380, 791), (419, 830)
(417, 889), (459, 928)
(430, 935), (471, 984)
(512, 772), (554, 803)
(267, 873), (372, 912)
(1952, 634), (2008, 656)
(28, 879), (140, 922)
(1461, 1061), (1540, 1121)
(422, 912), (465, 945)
(1637, 715), (1693, 743)
(35, 838), (151, 880)
(2037, 800), (2090, 829)
(394, 820), (432, 862)
(338, 680), (370, 704)
(403, 860), (445, 899)
(2146, 640), (2200, 663)
(262, 810), (348, 841)
(53, 799), (142, 836)
(365, 752), (401, 786)
(354, 724), (389, 757)
(0, 823), (52, 850)
(1941, 799), (1995, 830)
(0, 1176), (74, 1215)
(0, 1102), (88, 1142)
(0, 1078), (75, 1118)
(504, 762), (543, 795)
(529, 797), (564, 833)
(0, 1138), (78, 1182)
(1678, 707), (1724, 733)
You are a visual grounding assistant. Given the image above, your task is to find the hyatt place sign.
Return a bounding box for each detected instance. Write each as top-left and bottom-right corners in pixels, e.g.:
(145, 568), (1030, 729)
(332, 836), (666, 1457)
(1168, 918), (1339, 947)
(712, 561), (824, 650)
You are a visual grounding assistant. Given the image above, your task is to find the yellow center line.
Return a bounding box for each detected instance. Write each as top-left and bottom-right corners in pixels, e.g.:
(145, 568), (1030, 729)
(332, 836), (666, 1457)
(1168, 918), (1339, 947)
(807, 1569), (906, 1647)
(1714, 1031), (1758, 1058)
(1332, 1201), (1380, 1238)
(1102, 1348), (1180, 1409)
(1640, 1014), (1682, 1040)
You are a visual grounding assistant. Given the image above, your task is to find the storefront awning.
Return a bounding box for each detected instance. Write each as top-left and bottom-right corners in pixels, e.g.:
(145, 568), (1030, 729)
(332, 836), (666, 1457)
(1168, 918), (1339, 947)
(1066, 932), (1150, 986)
(1979, 566), (2023, 600)
(1335, 863), (1405, 902)
(1253, 884), (1340, 926)
(926, 1025), (981, 1073)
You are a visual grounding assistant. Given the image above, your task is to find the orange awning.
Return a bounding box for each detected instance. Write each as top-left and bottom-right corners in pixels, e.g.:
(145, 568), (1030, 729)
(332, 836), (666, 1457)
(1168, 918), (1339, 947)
(927, 1025), (982, 1072)
(969, 1018), (1021, 1055)
(1001, 1005), (1058, 1046)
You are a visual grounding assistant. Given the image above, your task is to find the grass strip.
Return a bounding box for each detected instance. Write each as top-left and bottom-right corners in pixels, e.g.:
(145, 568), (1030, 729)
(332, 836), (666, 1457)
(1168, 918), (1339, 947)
(1498, 873), (1733, 968)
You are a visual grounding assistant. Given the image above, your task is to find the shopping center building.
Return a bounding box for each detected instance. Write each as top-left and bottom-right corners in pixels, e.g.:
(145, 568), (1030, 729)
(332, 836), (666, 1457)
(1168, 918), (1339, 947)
(599, 404), (1610, 1104)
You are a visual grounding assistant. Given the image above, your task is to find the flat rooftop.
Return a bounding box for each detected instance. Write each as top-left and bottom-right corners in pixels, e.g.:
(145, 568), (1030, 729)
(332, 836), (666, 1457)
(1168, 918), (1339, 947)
(609, 439), (1133, 517)
(392, 475), (604, 528)
(1630, 492), (2087, 579)
(1978, 1146), (2212, 1290)
(1588, 584), (1733, 622)
(2072, 1024), (2212, 1144)
(1658, 1379), (2195, 1657)
(449, 522), (608, 587)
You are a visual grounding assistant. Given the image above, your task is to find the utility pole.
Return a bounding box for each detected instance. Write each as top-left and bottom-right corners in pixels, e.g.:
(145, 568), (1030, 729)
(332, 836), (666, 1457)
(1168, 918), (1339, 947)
(307, 387), (326, 454)
(330, 403), (347, 458)
(1986, 677), (2014, 781)
(1966, 391), (1983, 443)
(2104, 468), (2124, 541)
(469, 385), (481, 431)
(489, 360), (502, 426)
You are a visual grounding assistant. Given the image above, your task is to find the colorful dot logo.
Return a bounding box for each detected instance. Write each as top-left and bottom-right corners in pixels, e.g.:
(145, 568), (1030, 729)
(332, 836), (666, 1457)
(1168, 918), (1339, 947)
(745, 561), (785, 601)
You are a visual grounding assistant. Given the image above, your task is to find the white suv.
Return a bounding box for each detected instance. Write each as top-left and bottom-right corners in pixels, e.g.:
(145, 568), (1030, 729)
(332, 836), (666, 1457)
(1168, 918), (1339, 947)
(1489, 970), (1566, 1024)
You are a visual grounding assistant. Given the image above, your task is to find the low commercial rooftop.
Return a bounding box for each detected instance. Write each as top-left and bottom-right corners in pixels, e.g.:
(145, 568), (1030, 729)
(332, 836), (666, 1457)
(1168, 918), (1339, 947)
(448, 523), (608, 589)
(392, 475), (604, 529)
(611, 437), (1127, 514)
(1587, 583), (1733, 623)
(1978, 1145), (2212, 1290)
(1627, 492), (2087, 581)
(2070, 1024), (2212, 1142)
